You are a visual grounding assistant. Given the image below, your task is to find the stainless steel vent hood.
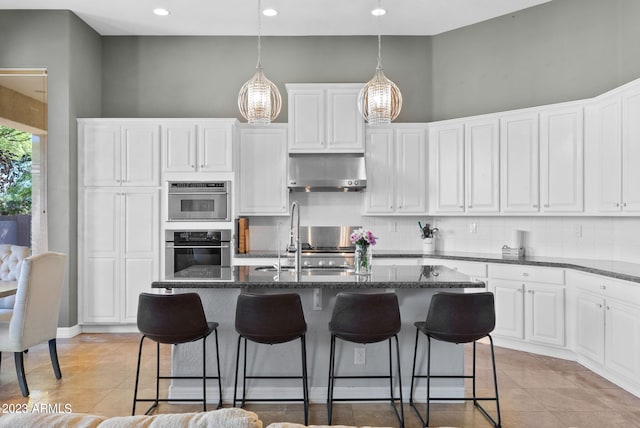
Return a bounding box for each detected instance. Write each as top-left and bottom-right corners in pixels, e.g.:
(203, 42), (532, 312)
(288, 153), (367, 192)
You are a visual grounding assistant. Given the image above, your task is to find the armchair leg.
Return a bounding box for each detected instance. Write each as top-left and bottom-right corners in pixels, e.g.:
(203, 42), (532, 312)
(49, 339), (62, 379)
(14, 351), (29, 397)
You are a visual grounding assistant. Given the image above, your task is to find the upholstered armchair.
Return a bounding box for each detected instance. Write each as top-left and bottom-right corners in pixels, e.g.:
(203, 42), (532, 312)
(0, 245), (30, 320)
(0, 252), (67, 396)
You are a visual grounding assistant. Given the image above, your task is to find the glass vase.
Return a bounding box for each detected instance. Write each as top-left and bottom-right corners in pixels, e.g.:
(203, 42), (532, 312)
(354, 244), (373, 274)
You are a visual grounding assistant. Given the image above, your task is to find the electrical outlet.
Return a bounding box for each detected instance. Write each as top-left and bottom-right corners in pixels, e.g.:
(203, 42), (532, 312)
(575, 224), (582, 238)
(313, 288), (322, 311)
(469, 222), (478, 234)
(354, 347), (366, 365)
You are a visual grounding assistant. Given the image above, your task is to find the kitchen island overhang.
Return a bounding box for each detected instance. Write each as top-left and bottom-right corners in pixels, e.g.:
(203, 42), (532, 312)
(150, 265), (486, 405)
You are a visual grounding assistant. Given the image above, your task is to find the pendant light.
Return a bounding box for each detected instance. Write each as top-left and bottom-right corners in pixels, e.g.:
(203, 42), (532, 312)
(358, 1), (402, 125)
(238, 0), (282, 124)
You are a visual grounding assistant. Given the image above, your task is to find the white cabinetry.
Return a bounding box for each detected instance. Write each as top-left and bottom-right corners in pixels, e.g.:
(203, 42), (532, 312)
(237, 124), (288, 215)
(286, 84), (364, 153)
(465, 118), (500, 213)
(500, 112), (540, 213)
(539, 105), (584, 212)
(162, 119), (234, 173)
(571, 271), (640, 383)
(429, 122), (465, 213)
(364, 125), (427, 214)
(489, 264), (565, 347)
(621, 85), (640, 212)
(80, 121), (160, 187)
(78, 119), (161, 326)
(80, 189), (159, 324)
(429, 118), (499, 214)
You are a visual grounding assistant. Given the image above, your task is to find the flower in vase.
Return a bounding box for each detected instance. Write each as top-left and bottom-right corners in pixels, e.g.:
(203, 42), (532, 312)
(350, 228), (377, 248)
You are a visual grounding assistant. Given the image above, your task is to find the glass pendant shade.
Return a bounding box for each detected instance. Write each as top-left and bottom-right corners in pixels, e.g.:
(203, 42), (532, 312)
(238, 66), (282, 124)
(358, 65), (402, 125)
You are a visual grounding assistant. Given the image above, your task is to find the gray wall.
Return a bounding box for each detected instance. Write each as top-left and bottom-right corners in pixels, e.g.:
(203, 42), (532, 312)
(101, 36), (432, 122)
(431, 0), (640, 120)
(0, 10), (102, 327)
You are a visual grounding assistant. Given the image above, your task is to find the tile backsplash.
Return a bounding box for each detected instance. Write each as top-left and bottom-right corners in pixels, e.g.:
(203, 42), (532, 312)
(243, 193), (640, 263)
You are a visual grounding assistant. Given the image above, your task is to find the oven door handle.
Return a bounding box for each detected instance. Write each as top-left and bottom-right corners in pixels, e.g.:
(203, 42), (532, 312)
(168, 192), (226, 196)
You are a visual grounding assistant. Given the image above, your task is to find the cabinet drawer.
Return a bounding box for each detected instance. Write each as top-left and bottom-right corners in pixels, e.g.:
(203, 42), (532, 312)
(443, 261), (487, 278)
(569, 270), (640, 305)
(489, 264), (565, 284)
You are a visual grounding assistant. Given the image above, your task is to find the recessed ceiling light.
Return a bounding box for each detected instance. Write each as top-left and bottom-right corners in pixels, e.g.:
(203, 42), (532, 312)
(262, 8), (278, 17)
(371, 8), (386, 16)
(153, 8), (170, 16)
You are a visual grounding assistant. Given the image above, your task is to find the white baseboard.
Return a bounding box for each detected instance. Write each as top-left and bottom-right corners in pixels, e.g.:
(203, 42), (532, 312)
(56, 325), (82, 338)
(79, 325), (140, 334)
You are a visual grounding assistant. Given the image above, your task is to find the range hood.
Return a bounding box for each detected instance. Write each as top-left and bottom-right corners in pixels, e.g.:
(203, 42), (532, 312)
(288, 153), (367, 192)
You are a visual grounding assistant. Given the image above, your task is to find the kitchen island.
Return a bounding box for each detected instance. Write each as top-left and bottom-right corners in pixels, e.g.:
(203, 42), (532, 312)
(151, 264), (485, 405)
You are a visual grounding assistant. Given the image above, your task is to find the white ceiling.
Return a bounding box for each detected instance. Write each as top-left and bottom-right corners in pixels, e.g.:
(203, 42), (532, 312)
(0, 0), (551, 36)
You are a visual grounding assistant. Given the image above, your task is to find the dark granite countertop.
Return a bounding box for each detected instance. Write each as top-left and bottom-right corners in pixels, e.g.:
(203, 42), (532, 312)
(152, 265), (485, 289)
(234, 250), (640, 284)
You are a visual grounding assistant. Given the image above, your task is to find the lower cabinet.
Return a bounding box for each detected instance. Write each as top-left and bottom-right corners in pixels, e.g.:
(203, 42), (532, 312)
(573, 272), (640, 381)
(79, 188), (160, 324)
(489, 264), (566, 347)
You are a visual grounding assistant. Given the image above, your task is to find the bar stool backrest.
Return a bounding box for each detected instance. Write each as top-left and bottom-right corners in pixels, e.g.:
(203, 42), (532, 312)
(235, 293), (307, 344)
(137, 293), (209, 344)
(329, 292), (401, 344)
(425, 292), (495, 344)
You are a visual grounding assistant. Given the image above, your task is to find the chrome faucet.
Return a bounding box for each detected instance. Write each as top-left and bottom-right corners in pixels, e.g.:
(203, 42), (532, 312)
(288, 200), (301, 274)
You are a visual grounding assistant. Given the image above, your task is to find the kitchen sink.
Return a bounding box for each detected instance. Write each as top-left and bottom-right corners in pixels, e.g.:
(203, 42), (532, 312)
(254, 266), (355, 276)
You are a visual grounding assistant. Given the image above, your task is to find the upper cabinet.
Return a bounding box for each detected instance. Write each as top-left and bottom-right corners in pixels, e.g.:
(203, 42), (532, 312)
(236, 124), (289, 215)
(429, 119), (499, 214)
(286, 83), (364, 153)
(80, 120), (160, 187)
(500, 112), (540, 213)
(162, 119), (235, 173)
(539, 104), (584, 213)
(364, 125), (427, 215)
(585, 81), (640, 214)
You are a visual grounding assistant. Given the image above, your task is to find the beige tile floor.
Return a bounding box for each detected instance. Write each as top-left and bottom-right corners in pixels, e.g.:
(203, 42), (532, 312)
(0, 333), (639, 427)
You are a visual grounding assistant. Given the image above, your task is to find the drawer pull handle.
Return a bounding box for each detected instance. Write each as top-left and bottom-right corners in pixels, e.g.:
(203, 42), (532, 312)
(597, 304), (602, 308)
(522, 272), (529, 277)
(600, 285), (606, 290)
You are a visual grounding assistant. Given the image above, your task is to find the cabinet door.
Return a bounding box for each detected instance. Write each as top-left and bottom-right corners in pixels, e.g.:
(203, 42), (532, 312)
(238, 126), (288, 214)
(622, 87), (640, 212)
(289, 89), (324, 152)
(82, 189), (121, 323)
(82, 123), (121, 187)
(395, 128), (427, 213)
(364, 128), (395, 213)
(430, 123), (465, 213)
(540, 106), (584, 212)
(605, 299), (640, 379)
(122, 125), (160, 186)
(198, 122), (233, 172)
(585, 96), (622, 213)
(121, 190), (159, 323)
(500, 112), (540, 213)
(465, 119), (500, 213)
(575, 291), (605, 364)
(525, 283), (565, 347)
(163, 123), (197, 172)
(491, 279), (524, 339)
(326, 88), (364, 152)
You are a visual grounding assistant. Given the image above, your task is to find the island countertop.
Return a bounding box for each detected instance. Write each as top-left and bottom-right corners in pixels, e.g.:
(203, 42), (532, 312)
(152, 264), (485, 289)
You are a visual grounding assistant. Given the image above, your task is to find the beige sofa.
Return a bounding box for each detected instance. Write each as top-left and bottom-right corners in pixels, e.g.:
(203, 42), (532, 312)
(0, 408), (391, 428)
(0, 244), (30, 321)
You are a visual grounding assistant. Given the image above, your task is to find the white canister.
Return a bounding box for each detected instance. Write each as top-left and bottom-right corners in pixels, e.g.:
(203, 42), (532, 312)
(422, 238), (435, 254)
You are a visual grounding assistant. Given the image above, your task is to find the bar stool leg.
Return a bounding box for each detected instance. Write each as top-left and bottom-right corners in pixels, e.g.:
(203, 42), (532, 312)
(202, 335), (207, 412)
(214, 329), (223, 409)
(153, 342), (160, 414)
(409, 328), (420, 407)
(132, 335), (145, 415)
(425, 336), (432, 428)
(301, 335), (309, 425)
(394, 335), (405, 427)
(242, 337), (248, 407)
(490, 335), (502, 428)
(327, 334), (336, 424)
(233, 335), (242, 408)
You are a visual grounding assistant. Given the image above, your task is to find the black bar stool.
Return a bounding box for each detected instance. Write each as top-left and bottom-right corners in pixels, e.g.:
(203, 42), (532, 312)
(233, 293), (309, 425)
(327, 292), (404, 427)
(132, 292), (222, 415)
(409, 291), (501, 428)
